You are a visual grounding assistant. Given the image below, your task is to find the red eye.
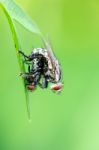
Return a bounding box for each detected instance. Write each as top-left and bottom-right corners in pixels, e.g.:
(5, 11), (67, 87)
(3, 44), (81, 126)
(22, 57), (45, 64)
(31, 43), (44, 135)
(27, 85), (35, 91)
(51, 83), (63, 91)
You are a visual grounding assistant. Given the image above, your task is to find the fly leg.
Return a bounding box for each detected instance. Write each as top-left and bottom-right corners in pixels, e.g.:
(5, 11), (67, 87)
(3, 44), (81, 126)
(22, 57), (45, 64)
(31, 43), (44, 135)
(20, 72), (31, 79)
(19, 50), (32, 72)
(33, 72), (41, 87)
(39, 76), (48, 89)
(20, 73), (34, 82)
(19, 50), (29, 59)
(19, 50), (39, 61)
(42, 76), (48, 88)
(18, 50), (32, 64)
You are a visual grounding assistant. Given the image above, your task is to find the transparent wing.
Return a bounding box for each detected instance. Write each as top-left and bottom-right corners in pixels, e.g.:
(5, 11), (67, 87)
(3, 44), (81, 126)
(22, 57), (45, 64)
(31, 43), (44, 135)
(42, 36), (62, 82)
(42, 36), (57, 68)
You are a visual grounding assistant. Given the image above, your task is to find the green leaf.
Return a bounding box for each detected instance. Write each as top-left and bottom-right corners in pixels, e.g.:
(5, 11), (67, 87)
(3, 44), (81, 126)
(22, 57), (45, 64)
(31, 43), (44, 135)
(0, 0), (42, 35)
(0, 0), (41, 120)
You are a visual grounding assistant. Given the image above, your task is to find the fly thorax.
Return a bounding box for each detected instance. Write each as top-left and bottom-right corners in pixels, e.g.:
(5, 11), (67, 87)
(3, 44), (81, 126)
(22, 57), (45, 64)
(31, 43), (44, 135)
(32, 58), (39, 70)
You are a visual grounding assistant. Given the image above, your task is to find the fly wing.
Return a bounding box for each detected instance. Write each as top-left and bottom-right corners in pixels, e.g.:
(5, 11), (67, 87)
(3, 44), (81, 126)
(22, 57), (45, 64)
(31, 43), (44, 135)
(42, 37), (57, 68)
(42, 37), (62, 82)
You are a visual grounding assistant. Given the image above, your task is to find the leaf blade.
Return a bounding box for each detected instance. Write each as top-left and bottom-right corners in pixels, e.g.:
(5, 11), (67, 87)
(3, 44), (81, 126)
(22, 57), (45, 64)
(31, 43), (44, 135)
(0, 0), (42, 35)
(0, 2), (31, 120)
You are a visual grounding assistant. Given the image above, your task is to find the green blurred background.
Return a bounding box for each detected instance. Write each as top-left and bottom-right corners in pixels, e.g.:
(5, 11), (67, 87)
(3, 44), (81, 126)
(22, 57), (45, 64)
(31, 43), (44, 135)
(0, 0), (99, 150)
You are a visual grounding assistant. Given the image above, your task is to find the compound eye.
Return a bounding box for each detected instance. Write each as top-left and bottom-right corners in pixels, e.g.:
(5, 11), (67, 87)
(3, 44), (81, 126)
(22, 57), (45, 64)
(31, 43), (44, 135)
(51, 83), (63, 91)
(27, 85), (35, 91)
